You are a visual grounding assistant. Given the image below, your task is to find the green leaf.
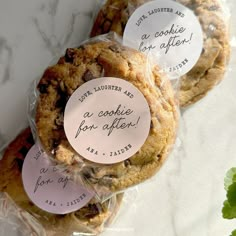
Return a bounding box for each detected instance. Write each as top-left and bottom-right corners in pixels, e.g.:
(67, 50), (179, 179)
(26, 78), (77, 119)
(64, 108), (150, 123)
(225, 168), (236, 191)
(227, 183), (236, 206)
(222, 200), (236, 219)
(230, 229), (236, 236)
(223, 169), (236, 235)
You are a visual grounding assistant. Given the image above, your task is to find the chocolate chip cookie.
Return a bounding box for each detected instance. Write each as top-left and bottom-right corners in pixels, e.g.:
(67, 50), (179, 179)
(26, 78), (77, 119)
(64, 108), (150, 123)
(90, 0), (230, 106)
(35, 39), (178, 193)
(0, 128), (123, 235)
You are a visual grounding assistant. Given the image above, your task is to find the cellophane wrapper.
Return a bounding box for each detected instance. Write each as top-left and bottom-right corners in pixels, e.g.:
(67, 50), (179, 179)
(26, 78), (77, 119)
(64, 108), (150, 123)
(28, 32), (179, 200)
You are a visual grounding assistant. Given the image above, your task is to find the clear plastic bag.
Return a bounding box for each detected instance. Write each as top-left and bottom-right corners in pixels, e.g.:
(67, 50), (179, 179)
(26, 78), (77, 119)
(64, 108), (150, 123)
(0, 192), (46, 236)
(0, 127), (139, 236)
(0, 192), (124, 236)
(28, 32), (179, 199)
(91, 0), (231, 107)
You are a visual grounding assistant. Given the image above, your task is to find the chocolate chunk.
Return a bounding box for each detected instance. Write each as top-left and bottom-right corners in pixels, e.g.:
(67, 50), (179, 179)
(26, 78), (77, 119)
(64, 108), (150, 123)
(38, 83), (48, 94)
(82, 70), (95, 82)
(201, 48), (205, 55)
(28, 201), (35, 207)
(121, 21), (127, 32)
(55, 88), (69, 109)
(52, 139), (60, 149)
(55, 113), (64, 127)
(150, 121), (154, 129)
(19, 146), (29, 157)
(83, 171), (99, 184)
(103, 20), (112, 32)
(83, 171), (92, 179)
(2, 185), (7, 190)
(64, 49), (75, 63)
(26, 133), (34, 145)
(14, 158), (24, 172)
(85, 204), (100, 218)
(124, 159), (131, 167)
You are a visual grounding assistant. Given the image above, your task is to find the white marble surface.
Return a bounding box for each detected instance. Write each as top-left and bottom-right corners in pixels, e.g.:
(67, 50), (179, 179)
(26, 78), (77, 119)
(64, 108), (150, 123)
(0, 0), (235, 235)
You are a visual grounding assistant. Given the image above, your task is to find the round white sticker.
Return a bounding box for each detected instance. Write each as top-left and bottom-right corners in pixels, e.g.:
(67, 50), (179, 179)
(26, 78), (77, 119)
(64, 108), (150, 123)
(22, 144), (94, 215)
(64, 77), (151, 164)
(123, 0), (203, 78)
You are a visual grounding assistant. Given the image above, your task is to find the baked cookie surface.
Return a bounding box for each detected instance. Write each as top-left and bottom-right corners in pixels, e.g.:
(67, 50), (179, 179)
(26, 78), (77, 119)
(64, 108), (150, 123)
(0, 128), (122, 235)
(35, 40), (178, 192)
(90, 0), (230, 106)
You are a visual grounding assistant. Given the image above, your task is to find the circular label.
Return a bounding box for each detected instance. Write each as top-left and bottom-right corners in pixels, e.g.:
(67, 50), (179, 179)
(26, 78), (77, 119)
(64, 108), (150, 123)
(22, 144), (94, 214)
(123, 0), (203, 78)
(64, 77), (151, 164)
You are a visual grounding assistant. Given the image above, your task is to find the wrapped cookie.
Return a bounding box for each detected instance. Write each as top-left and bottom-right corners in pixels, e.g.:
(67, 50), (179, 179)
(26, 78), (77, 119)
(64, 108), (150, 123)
(29, 33), (179, 197)
(91, 0), (231, 106)
(0, 128), (123, 235)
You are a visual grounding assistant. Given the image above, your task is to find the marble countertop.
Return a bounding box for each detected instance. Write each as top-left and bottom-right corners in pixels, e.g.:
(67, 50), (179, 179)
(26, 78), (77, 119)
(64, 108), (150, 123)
(0, 0), (235, 235)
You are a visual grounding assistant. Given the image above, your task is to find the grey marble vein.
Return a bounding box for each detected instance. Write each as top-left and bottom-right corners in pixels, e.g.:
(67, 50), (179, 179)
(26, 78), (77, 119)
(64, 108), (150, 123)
(48, 0), (60, 16)
(33, 18), (60, 56)
(40, 0), (60, 16)
(0, 37), (13, 84)
(33, 11), (93, 56)
(63, 12), (82, 47)
(64, 11), (93, 45)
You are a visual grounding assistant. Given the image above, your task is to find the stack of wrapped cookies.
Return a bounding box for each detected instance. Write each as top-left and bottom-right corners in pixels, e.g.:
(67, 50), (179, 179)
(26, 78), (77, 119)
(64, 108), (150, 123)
(0, 0), (230, 235)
